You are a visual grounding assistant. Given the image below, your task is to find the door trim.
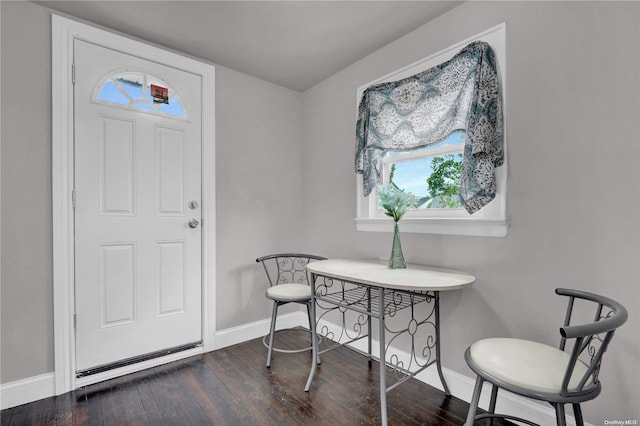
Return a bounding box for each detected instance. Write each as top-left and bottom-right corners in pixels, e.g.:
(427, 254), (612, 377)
(52, 15), (216, 394)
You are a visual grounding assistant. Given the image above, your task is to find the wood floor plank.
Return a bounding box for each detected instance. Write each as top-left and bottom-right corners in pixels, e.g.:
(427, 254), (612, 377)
(206, 347), (288, 425)
(240, 332), (378, 425)
(0, 408), (12, 426)
(5, 398), (47, 425)
(1, 331), (509, 425)
(181, 361), (233, 425)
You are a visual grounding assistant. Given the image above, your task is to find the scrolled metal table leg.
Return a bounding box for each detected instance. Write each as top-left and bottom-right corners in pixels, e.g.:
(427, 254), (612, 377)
(305, 273), (320, 392)
(434, 291), (451, 395)
(367, 286), (373, 368)
(378, 287), (387, 425)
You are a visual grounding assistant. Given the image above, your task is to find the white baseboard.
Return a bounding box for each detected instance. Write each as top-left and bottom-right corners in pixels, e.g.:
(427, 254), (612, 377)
(1, 373), (56, 410)
(0, 313), (593, 426)
(213, 311), (306, 350)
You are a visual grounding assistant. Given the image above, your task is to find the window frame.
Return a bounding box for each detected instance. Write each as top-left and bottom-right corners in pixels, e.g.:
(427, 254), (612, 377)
(355, 23), (507, 237)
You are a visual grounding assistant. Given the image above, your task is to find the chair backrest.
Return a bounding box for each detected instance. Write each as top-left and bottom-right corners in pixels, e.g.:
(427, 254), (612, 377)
(256, 253), (327, 287)
(555, 288), (628, 398)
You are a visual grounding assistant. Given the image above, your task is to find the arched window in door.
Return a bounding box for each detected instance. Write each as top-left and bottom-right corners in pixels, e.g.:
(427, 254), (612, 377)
(96, 71), (186, 118)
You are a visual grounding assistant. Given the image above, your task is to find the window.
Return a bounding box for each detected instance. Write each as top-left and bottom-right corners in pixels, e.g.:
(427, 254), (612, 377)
(384, 133), (465, 210)
(96, 72), (186, 119)
(355, 24), (507, 237)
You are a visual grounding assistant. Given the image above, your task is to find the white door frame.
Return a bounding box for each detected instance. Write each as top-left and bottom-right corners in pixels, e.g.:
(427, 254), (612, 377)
(52, 15), (217, 395)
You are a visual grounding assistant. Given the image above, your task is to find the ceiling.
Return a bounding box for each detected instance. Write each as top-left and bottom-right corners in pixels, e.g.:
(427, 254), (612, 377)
(35, 1), (464, 91)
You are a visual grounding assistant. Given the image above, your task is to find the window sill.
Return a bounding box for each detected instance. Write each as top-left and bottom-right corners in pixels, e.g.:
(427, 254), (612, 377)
(354, 217), (508, 237)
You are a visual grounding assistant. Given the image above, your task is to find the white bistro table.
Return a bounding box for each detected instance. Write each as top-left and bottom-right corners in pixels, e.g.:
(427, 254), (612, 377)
(304, 259), (475, 425)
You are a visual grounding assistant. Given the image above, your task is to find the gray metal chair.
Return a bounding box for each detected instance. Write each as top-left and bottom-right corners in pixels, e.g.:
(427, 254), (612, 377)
(256, 253), (326, 368)
(464, 288), (628, 426)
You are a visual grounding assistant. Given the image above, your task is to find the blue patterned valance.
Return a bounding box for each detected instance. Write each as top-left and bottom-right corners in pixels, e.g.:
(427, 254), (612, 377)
(355, 41), (504, 214)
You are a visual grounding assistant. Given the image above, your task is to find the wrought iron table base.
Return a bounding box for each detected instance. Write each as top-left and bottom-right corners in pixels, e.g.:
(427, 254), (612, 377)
(304, 276), (450, 426)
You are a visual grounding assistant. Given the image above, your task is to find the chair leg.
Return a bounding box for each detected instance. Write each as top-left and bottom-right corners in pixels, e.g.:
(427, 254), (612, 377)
(306, 302), (313, 330)
(572, 404), (584, 426)
(266, 302), (279, 368)
(465, 376), (483, 426)
(486, 384), (498, 426)
(306, 303), (320, 365)
(554, 404), (567, 426)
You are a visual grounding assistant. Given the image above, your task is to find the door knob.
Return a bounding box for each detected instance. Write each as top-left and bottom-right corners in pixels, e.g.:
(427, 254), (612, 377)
(188, 219), (200, 229)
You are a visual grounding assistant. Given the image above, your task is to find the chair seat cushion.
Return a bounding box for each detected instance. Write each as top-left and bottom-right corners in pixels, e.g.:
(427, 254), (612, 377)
(469, 338), (591, 394)
(266, 283), (312, 302)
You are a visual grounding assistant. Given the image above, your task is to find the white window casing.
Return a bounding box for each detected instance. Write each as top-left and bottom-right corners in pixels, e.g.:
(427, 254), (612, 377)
(355, 23), (507, 237)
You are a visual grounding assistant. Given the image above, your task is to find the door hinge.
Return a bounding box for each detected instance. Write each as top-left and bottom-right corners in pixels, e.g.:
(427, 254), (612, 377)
(73, 314), (77, 333)
(72, 189), (76, 209)
(72, 63), (76, 85)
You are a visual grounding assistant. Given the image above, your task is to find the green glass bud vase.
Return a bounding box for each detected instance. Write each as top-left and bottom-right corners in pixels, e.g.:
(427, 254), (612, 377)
(388, 222), (406, 269)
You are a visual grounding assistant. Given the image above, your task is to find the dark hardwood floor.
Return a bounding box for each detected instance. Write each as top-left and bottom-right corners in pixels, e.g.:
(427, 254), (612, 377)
(1, 330), (508, 425)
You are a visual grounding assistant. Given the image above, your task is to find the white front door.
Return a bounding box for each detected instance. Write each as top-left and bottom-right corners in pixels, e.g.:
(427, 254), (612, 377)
(74, 39), (202, 372)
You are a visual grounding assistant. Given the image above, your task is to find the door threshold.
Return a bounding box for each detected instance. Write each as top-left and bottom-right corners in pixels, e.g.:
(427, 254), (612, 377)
(75, 343), (202, 388)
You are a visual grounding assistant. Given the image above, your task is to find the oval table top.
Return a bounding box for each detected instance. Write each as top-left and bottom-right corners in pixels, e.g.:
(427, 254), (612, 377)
(306, 258), (475, 292)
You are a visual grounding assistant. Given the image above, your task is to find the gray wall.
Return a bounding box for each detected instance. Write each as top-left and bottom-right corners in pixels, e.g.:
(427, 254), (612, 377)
(1, 0), (55, 383)
(301, 1), (639, 422)
(0, 0), (304, 382)
(215, 66), (304, 330)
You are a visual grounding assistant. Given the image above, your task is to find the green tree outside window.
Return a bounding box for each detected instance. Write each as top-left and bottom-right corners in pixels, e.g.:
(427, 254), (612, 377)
(426, 154), (463, 208)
